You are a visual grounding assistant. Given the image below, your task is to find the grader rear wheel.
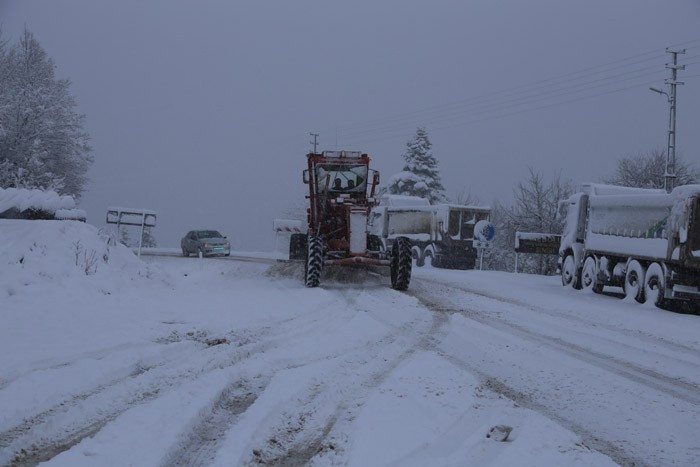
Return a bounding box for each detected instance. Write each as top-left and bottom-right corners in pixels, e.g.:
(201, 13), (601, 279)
(391, 237), (412, 291)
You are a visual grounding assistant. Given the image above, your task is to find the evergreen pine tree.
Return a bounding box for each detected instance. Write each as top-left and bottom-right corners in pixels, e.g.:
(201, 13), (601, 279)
(385, 127), (447, 204)
(119, 227), (132, 247)
(141, 227), (157, 248)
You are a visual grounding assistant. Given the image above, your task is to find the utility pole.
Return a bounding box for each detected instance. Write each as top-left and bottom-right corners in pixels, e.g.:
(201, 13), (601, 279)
(309, 133), (319, 153)
(651, 48), (685, 193)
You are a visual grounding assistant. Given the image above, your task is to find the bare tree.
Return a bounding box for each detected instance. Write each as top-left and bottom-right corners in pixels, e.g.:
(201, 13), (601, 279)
(484, 168), (573, 275)
(604, 148), (698, 189)
(454, 187), (480, 206)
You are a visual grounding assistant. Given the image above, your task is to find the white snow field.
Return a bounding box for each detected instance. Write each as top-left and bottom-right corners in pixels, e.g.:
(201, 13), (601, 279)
(1, 220), (699, 466)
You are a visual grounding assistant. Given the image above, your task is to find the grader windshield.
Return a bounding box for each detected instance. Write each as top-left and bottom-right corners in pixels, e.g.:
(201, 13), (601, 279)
(316, 164), (368, 194)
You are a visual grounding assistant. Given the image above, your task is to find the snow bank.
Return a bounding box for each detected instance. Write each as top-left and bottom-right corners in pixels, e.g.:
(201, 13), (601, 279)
(0, 219), (148, 297)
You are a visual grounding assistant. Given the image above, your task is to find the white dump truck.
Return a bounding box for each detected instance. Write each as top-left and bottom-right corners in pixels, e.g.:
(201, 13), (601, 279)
(369, 195), (491, 269)
(558, 183), (700, 307)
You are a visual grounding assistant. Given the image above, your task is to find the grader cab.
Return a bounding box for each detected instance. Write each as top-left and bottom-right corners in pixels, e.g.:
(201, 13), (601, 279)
(289, 151), (412, 290)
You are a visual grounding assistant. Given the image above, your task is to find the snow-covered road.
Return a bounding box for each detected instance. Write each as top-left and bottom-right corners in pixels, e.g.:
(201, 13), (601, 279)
(1, 220), (699, 466)
(408, 270), (700, 466)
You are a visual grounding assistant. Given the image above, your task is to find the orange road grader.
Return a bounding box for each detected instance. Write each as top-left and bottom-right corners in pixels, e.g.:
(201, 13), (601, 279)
(289, 150), (412, 290)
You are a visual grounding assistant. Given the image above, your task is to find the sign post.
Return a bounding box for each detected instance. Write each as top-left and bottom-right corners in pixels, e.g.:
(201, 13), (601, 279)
(106, 207), (157, 258)
(513, 232), (562, 273)
(473, 220), (496, 271)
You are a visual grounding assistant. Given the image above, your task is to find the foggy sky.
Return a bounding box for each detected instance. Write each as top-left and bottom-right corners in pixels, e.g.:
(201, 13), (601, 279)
(2, 0), (699, 250)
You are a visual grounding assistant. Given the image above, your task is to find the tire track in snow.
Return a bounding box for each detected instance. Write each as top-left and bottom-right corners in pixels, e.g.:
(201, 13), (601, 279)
(160, 378), (264, 467)
(412, 279), (700, 397)
(409, 283), (699, 467)
(410, 283), (700, 407)
(417, 276), (700, 358)
(242, 289), (447, 466)
(0, 341), (156, 392)
(0, 306), (336, 466)
(446, 357), (649, 467)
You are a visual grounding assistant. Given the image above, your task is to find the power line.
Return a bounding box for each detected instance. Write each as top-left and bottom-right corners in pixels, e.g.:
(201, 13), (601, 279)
(323, 38), (700, 146)
(342, 77), (676, 148)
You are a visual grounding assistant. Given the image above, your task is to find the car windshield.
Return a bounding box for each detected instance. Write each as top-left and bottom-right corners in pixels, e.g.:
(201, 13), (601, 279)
(316, 164), (368, 194)
(196, 230), (222, 239)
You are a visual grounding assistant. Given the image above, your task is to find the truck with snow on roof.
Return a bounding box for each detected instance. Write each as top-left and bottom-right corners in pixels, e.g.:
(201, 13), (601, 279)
(369, 195), (491, 269)
(558, 184), (700, 308)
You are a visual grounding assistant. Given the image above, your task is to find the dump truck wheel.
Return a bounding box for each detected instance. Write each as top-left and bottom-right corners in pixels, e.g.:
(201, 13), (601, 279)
(561, 254), (578, 288)
(624, 260), (645, 303)
(305, 235), (323, 288)
(644, 262), (666, 308)
(414, 246), (425, 267)
(581, 256), (603, 294)
(391, 237), (412, 291)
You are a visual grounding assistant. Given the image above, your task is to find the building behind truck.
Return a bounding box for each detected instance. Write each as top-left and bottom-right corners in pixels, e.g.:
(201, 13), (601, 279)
(558, 183), (700, 308)
(369, 195), (491, 269)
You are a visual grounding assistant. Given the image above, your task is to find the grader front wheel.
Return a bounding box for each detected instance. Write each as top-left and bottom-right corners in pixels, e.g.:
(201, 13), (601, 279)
(305, 235), (323, 288)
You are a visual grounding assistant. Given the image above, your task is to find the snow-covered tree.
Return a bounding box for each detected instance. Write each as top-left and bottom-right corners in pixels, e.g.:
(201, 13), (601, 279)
(0, 29), (92, 200)
(385, 127), (447, 204)
(605, 149), (698, 189)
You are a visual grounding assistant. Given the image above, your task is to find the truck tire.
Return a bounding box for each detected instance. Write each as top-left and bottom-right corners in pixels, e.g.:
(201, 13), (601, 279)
(423, 245), (436, 267)
(305, 235), (323, 288)
(624, 260), (645, 303)
(411, 246), (422, 266)
(644, 262), (666, 308)
(390, 237), (412, 291)
(581, 256), (603, 294)
(289, 233), (307, 260)
(561, 254), (578, 288)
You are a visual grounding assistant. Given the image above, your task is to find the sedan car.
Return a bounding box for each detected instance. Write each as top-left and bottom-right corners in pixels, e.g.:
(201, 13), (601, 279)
(181, 230), (231, 257)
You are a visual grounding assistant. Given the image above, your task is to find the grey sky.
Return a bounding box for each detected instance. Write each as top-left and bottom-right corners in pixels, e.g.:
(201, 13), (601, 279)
(2, 0), (699, 250)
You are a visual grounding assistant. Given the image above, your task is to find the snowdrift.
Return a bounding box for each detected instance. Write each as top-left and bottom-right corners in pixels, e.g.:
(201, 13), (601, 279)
(0, 219), (148, 297)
